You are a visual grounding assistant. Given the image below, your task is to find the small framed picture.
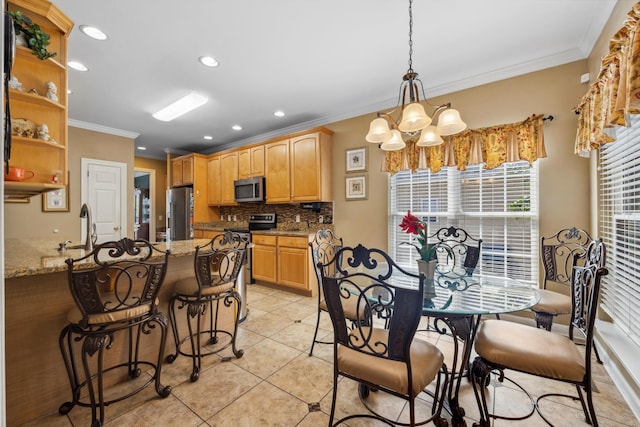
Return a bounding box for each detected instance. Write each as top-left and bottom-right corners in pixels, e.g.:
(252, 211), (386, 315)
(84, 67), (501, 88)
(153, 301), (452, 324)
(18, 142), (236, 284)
(346, 175), (367, 200)
(346, 147), (367, 172)
(43, 186), (69, 212)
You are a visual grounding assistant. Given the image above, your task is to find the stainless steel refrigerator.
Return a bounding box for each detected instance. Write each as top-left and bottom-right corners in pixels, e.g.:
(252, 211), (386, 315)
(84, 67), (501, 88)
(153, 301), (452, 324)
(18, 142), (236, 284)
(167, 187), (194, 241)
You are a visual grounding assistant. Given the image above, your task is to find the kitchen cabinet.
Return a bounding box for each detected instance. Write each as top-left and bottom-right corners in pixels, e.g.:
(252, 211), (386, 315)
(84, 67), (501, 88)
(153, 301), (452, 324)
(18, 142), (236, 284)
(220, 151), (238, 205)
(239, 145), (265, 179)
(252, 234), (277, 283)
(265, 139), (291, 203)
(252, 233), (312, 295)
(207, 155), (221, 206)
(5, 0), (73, 202)
(290, 130), (333, 202)
(171, 154), (194, 187)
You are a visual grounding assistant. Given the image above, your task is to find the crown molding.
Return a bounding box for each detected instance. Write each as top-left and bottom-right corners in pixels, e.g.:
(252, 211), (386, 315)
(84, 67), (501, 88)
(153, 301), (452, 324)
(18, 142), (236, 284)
(69, 119), (140, 140)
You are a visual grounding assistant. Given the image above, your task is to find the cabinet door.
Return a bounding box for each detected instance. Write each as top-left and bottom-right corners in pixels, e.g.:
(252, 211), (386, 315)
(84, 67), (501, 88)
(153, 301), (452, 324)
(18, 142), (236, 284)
(265, 139), (291, 203)
(290, 134), (320, 201)
(207, 156), (221, 205)
(171, 159), (184, 187)
(277, 246), (308, 290)
(251, 145), (265, 177)
(253, 243), (277, 283)
(181, 157), (194, 185)
(220, 152), (238, 205)
(238, 149), (251, 179)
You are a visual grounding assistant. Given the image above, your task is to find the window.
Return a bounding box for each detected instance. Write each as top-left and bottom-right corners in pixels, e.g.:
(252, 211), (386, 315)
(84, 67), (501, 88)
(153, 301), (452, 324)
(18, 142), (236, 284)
(389, 161), (539, 286)
(598, 115), (640, 348)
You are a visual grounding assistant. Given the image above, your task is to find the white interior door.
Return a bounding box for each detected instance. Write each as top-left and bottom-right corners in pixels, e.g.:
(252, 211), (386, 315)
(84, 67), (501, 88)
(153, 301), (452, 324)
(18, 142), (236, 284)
(81, 158), (127, 243)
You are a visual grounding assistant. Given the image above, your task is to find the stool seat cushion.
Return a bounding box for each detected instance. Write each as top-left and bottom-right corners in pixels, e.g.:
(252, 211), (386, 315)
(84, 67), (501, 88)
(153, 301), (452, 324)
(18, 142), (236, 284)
(530, 289), (571, 315)
(338, 327), (444, 396)
(474, 319), (585, 382)
(173, 277), (235, 297)
(67, 296), (156, 325)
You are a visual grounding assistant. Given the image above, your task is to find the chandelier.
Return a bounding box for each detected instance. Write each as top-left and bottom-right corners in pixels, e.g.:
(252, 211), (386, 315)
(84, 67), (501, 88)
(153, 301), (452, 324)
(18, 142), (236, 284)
(365, 0), (466, 151)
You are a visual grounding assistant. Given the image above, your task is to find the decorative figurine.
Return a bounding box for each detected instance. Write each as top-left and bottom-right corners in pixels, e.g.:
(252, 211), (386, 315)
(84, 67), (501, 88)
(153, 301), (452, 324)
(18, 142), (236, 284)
(28, 88), (39, 95)
(8, 76), (24, 91)
(37, 123), (54, 142)
(45, 81), (58, 102)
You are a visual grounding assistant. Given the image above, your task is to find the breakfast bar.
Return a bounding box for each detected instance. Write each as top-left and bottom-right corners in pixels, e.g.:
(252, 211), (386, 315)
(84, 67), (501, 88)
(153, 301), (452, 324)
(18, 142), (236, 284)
(4, 238), (222, 426)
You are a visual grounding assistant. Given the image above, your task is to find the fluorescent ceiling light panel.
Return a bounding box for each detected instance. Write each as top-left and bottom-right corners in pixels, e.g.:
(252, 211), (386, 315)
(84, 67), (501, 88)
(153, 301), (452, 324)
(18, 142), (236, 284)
(152, 93), (208, 121)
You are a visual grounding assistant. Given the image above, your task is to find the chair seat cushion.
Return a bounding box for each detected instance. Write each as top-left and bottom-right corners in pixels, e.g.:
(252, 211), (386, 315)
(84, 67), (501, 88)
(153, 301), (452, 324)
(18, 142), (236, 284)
(173, 277), (235, 297)
(319, 294), (365, 321)
(530, 289), (571, 315)
(338, 327), (444, 396)
(67, 297), (156, 325)
(474, 319), (585, 382)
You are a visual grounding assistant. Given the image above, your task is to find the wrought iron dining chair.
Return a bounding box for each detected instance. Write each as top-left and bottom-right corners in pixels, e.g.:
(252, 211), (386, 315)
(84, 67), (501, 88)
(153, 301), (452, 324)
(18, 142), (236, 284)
(531, 227), (595, 331)
(58, 238), (172, 427)
(428, 226), (482, 283)
(320, 244), (449, 427)
(166, 231), (248, 382)
(470, 239), (608, 427)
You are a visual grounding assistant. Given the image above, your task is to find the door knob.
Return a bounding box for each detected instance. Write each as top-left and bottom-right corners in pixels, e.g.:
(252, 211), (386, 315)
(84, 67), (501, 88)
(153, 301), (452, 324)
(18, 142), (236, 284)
(114, 226), (120, 231)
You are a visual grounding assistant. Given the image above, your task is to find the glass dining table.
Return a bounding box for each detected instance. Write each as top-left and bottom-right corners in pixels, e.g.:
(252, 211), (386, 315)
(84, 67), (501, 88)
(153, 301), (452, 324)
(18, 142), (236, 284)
(388, 269), (540, 427)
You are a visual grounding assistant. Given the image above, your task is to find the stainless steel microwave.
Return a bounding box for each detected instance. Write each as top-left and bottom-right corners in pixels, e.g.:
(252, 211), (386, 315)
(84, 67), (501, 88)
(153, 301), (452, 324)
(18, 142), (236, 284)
(234, 176), (265, 202)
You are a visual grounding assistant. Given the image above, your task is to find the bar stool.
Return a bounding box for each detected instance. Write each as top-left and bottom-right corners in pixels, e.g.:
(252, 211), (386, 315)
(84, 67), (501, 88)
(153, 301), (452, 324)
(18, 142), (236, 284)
(166, 231), (248, 382)
(58, 238), (172, 427)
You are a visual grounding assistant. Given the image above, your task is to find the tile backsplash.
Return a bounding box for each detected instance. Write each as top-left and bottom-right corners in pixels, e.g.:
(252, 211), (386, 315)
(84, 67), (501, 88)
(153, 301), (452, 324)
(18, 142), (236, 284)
(217, 202), (333, 230)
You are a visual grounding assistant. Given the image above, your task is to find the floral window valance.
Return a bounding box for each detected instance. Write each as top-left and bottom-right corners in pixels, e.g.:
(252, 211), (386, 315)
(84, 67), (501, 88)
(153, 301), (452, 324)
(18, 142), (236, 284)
(383, 114), (547, 176)
(574, 2), (640, 153)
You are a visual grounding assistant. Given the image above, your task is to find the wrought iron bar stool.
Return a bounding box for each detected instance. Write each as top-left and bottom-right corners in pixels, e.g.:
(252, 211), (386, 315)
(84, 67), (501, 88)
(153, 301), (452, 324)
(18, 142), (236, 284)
(166, 231), (248, 382)
(58, 238), (172, 427)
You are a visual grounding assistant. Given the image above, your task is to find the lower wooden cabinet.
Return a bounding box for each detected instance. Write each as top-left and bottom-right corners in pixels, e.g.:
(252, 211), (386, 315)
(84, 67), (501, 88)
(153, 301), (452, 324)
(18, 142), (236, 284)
(252, 233), (312, 294)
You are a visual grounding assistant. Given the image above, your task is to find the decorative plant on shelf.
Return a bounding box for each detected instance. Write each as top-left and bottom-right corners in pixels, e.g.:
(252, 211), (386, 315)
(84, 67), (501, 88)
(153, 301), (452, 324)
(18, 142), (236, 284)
(10, 10), (57, 60)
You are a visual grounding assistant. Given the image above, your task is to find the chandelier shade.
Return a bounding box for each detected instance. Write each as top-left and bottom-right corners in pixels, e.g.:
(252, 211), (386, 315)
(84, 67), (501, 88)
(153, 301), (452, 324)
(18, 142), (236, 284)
(365, 0), (465, 150)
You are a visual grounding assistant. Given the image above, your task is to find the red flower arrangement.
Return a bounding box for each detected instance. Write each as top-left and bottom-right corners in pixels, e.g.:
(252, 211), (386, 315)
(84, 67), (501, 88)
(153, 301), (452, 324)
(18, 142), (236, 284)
(399, 210), (436, 261)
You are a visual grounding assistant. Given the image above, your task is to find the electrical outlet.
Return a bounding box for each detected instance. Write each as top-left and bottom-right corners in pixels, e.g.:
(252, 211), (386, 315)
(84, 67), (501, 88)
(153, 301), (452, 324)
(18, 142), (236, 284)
(318, 215), (324, 224)
(295, 214), (300, 223)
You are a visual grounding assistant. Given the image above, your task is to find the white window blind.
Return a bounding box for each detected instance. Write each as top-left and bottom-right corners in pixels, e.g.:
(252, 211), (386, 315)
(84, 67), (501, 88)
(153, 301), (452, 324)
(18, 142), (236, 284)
(599, 115), (640, 348)
(389, 161), (539, 286)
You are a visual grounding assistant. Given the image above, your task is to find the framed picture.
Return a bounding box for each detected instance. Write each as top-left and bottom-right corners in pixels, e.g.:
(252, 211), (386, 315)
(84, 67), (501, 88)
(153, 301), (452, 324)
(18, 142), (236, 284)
(346, 147), (367, 172)
(346, 175), (367, 200)
(43, 186), (69, 212)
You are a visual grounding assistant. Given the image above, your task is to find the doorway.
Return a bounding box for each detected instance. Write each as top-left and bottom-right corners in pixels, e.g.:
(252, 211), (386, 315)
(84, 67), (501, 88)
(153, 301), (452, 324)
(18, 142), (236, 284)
(134, 167), (156, 241)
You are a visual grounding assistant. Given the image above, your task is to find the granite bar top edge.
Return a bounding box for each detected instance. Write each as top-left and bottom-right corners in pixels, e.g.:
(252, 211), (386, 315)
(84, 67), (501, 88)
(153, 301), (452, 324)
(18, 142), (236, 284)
(4, 238), (210, 279)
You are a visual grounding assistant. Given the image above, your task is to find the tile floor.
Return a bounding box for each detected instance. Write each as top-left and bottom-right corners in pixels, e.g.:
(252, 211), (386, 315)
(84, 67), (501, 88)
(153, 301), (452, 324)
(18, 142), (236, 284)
(25, 284), (639, 427)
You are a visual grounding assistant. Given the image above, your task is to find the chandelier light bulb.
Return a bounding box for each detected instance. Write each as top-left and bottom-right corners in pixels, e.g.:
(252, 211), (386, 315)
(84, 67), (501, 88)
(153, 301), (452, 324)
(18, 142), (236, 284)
(366, 117), (393, 143)
(399, 102), (431, 132)
(436, 108), (467, 136)
(416, 125), (444, 147)
(380, 129), (406, 151)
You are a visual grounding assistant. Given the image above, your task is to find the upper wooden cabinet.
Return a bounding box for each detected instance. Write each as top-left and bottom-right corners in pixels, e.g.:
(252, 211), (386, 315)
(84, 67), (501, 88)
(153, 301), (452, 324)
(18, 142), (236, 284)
(238, 145), (265, 179)
(220, 151), (238, 205)
(207, 155), (220, 206)
(5, 0), (73, 202)
(171, 154), (194, 187)
(265, 139), (291, 203)
(290, 130), (332, 202)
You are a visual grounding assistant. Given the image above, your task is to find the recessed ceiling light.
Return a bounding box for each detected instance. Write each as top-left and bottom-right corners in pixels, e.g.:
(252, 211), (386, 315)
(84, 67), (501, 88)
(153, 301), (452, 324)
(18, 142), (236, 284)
(68, 61), (88, 71)
(199, 56), (219, 68)
(67, 89), (72, 94)
(204, 135), (213, 140)
(274, 110), (285, 117)
(232, 125), (242, 131)
(137, 146), (146, 150)
(152, 93), (208, 122)
(79, 25), (108, 40)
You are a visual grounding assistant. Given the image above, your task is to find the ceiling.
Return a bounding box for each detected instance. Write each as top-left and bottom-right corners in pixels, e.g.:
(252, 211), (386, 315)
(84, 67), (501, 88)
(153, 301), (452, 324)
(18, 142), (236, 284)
(52, 0), (616, 160)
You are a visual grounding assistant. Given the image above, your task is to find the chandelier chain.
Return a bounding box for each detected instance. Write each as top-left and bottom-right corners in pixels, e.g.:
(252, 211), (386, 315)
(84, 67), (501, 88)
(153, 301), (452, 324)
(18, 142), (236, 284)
(408, 0), (413, 73)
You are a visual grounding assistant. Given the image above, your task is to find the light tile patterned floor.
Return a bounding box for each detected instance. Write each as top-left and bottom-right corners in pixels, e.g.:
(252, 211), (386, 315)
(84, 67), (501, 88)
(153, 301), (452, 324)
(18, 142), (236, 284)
(25, 284), (640, 427)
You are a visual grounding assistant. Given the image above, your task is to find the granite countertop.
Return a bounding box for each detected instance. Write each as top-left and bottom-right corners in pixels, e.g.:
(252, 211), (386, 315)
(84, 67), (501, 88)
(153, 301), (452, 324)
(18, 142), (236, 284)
(4, 238), (210, 279)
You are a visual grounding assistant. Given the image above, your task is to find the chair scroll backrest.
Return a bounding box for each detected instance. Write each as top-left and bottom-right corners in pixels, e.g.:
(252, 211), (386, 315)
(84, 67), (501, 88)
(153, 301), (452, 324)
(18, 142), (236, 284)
(194, 231), (248, 293)
(541, 227), (593, 288)
(309, 229), (343, 292)
(66, 238), (170, 328)
(320, 244), (424, 361)
(569, 239), (608, 362)
(428, 226), (482, 277)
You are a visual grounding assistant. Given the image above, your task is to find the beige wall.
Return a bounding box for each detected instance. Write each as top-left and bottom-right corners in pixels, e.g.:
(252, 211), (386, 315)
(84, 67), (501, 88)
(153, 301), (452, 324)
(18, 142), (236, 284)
(326, 60), (592, 257)
(4, 126), (135, 240)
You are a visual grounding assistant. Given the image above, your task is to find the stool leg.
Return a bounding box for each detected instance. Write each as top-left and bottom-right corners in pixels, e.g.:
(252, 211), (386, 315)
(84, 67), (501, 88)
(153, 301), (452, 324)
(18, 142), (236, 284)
(58, 326), (79, 415)
(230, 292), (244, 358)
(166, 296), (181, 363)
(82, 333), (111, 427)
(150, 313), (172, 397)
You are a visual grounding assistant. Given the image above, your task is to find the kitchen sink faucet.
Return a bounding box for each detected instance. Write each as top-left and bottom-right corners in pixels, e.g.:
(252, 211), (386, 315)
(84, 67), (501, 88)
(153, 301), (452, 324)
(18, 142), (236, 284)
(79, 203), (97, 251)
